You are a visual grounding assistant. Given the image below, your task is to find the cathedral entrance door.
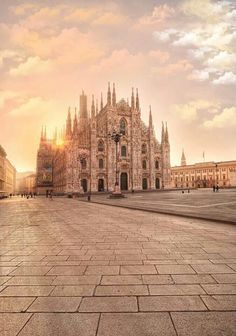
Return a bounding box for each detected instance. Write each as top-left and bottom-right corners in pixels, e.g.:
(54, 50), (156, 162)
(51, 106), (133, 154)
(81, 179), (87, 192)
(142, 178), (148, 190)
(98, 179), (104, 192)
(120, 172), (128, 191)
(155, 178), (160, 189)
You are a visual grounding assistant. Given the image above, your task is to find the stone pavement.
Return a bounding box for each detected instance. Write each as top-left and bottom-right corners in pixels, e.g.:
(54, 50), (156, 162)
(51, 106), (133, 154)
(90, 189), (236, 224)
(0, 197), (236, 336)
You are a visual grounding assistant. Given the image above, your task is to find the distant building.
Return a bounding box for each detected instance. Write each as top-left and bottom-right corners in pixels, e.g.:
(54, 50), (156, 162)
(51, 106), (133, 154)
(16, 172), (36, 194)
(36, 83), (171, 194)
(171, 153), (236, 188)
(0, 145), (16, 197)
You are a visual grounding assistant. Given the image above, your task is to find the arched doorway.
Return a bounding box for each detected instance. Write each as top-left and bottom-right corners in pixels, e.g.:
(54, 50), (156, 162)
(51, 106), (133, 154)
(155, 178), (160, 189)
(142, 178), (148, 190)
(120, 172), (128, 191)
(81, 179), (87, 192)
(98, 179), (104, 192)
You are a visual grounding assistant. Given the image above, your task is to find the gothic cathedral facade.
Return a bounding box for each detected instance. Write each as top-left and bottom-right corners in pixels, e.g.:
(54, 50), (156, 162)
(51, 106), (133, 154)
(36, 83), (171, 194)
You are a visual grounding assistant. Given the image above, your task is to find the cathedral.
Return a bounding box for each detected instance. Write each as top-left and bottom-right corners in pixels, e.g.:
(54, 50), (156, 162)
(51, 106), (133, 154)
(36, 83), (171, 195)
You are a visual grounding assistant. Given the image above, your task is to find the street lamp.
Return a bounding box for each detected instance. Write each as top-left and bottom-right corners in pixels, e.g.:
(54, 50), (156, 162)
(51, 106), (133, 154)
(78, 149), (89, 195)
(108, 130), (124, 198)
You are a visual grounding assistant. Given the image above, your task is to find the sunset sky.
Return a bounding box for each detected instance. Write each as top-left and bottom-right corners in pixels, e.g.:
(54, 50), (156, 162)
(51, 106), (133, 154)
(0, 0), (235, 172)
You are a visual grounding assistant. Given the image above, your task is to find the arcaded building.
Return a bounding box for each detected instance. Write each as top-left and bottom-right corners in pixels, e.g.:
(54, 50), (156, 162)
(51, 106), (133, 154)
(171, 150), (236, 188)
(36, 84), (171, 194)
(0, 145), (16, 196)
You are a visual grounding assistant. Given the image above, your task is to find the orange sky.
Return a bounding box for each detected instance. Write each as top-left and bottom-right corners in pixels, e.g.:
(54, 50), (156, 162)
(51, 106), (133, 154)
(0, 0), (236, 172)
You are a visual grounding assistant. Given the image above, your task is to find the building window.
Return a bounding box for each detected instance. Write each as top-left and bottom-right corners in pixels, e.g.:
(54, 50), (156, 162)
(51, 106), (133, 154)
(98, 140), (104, 152)
(81, 159), (86, 169)
(141, 143), (147, 154)
(142, 160), (147, 169)
(155, 160), (159, 169)
(121, 145), (127, 157)
(99, 159), (104, 169)
(120, 119), (126, 135)
(223, 175), (225, 179)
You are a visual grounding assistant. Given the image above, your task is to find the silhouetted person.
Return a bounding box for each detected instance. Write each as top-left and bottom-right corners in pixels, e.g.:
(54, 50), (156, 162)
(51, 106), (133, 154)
(49, 190), (53, 200)
(46, 190), (49, 198)
(213, 185), (216, 192)
(216, 185), (219, 192)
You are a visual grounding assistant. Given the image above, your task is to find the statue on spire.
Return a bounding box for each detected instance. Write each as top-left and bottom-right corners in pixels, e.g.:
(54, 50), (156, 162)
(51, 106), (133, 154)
(107, 82), (111, 106)
(131, 87), (135, 110)
(112, 83), (116, 107)
(91, 94), (95, 117)
(181, 149), (187, 166)
(136, 88), (140, 111)
(100, 92), (103, 110)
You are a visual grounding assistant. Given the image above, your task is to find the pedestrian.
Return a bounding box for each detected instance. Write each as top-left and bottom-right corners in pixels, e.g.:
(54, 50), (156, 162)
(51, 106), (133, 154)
(49, 189), (53, 200)
(213, 185), (215, 192)
(216, 185), (219, 192)
(46, 190), (48, 198)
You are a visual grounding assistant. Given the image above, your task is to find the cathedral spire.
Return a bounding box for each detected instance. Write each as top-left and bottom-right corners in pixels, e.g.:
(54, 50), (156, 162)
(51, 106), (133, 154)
(136, 88), (140, 111)
(40, 126), (44, 142)
(73, 108), (78, 136)
(149, 105), (153, 128)
(66, 107), (72, 138)
(161, 121), (165, 144)
(96, 99), (98, 115)
(107, 82), (111, 106)
(181, 149), (186, 166)
(44, 126), (47, 141)
(165, 122), (169, 144)
(54, 127), (57, 144)
(131, 87), (135, 110)
(91, 94), (95, 118)
(100, 92), (103, 110)
(112, 83), (116, 107)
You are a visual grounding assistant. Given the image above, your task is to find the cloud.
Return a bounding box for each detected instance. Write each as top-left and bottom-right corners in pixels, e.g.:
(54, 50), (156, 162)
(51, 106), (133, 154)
(0, 91), (20, 109)
(172, 100), (220, 122)
(138, 4), (175, 27)
(10, 96), (53, 116)
(188, 69), (209, 81)
(9, 3), (39, 16)
(212, 71), (236, 85)
(0, 49), (23, 67)
(207, 51), (236, 70)
(92, 12), (127, 26)
(9, 56), (53, 76)
(153, 29), (178, 42)
(148, 50), (170, 63)
(203, 106), (236, 128)
(152, 59), (193, 76)
(181, 0), (232, 22)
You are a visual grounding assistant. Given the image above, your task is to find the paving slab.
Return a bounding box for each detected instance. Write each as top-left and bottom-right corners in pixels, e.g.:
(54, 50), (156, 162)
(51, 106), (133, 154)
(18, 313), (99, 336)
(97, 312), (176, 336)
(139, 295), (207, 311)
(0, 313), (32, 336)
(0, 297), (35, 312)
(27, 297), (82, 312)
(79, 296), (138, 312)
(171, 312), (236, 336)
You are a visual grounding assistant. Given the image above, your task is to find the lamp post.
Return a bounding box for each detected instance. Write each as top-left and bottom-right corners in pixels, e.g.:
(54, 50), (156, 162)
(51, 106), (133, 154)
(108, 130), (124, 198)
(215, 163), (218, 190)
(78, 149), (89, 195)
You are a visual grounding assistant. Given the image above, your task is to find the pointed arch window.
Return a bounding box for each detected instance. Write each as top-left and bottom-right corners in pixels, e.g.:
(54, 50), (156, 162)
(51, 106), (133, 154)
(120, 119), (126, 135)
(81, 159), (86, 169)
(142, 160), (147, 170)
(155, 160), (159, 169)
(121, 145), (127, 157)
(99, 158), (104, 169)
(141, 143), (147, 154)
(98, 140), (104, 152)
